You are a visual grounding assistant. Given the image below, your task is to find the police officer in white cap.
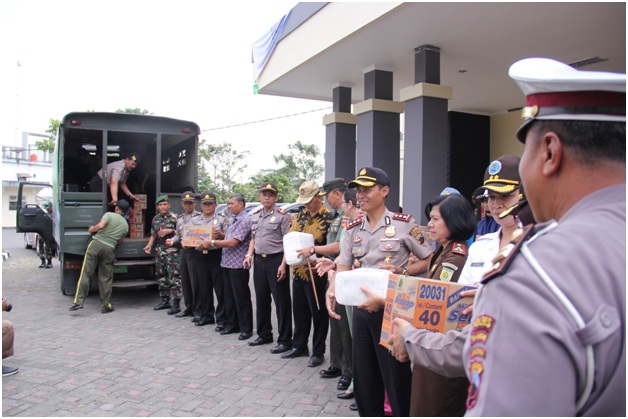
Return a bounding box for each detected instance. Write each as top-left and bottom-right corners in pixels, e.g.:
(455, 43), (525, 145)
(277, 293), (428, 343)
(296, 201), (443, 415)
(462, 58), (625, 416)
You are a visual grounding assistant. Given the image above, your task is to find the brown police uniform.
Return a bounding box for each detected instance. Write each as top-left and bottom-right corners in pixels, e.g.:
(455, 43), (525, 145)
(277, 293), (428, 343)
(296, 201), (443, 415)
(411, 240), (469, 417)
(250, 204), (293, 346)
(337, 209), (433, 417)
(191, 211), (228, 325)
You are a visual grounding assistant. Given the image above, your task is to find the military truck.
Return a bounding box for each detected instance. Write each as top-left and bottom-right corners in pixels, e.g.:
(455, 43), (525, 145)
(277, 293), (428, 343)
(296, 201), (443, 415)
(17, 112), (200, 295)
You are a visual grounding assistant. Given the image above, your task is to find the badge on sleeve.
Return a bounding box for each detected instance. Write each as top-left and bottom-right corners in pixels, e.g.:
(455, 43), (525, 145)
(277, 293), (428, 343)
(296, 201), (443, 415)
(440, 267), (454, 282)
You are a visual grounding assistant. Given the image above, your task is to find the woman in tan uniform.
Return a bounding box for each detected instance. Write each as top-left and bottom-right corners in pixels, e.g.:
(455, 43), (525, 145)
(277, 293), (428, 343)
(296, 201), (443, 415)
(410, 193), (476, 416)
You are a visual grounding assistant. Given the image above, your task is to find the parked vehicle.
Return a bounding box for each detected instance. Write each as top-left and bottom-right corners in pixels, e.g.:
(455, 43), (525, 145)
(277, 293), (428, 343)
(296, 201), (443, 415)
(17, 112), (200, 295)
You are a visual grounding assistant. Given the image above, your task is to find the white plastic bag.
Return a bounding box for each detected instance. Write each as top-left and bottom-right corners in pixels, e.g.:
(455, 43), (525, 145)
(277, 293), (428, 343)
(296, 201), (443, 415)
(335, 268), (391, 306)
(283, 231), (315, 266)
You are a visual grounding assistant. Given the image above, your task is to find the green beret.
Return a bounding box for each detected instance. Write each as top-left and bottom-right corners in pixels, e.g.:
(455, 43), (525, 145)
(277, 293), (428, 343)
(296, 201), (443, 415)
(155, 195), (169, 205)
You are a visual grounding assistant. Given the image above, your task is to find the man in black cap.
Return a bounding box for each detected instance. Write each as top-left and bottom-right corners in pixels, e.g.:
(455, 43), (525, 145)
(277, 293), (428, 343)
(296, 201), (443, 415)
(89, 152), (141, 207)
(326, 167), (433, 416)
(244, 182), (293, 351)
(309, 178), (354, 393)
(190, 191), (228, 327)
(69, 200), (131, 314)
(460, 58), (626, 416)
(165, 192), (201, 319)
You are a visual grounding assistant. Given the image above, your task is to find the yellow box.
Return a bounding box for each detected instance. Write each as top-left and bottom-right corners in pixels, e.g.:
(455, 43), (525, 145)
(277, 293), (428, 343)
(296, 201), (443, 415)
(380, 274), (476, 349)
(182, 225), (215, 248)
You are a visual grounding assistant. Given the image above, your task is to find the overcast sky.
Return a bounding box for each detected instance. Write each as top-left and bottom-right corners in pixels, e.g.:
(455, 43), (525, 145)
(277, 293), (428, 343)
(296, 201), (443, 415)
(0, 0), (330, 182)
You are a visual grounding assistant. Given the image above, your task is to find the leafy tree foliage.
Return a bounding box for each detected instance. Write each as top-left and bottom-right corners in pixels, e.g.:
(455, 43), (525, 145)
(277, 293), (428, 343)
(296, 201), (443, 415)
(35, 118), (60, 153)
(198, 141), (250, 203)
(115, 108), (154, 115)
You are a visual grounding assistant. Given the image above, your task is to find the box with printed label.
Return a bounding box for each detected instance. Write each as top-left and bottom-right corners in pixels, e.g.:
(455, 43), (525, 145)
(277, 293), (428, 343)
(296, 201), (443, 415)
(379, 274), (476, 349)
(133, 194), (147, 210)
(182, 225), (215, 248)
(129, 222), (144, 238)
(128, 209), (144, 224)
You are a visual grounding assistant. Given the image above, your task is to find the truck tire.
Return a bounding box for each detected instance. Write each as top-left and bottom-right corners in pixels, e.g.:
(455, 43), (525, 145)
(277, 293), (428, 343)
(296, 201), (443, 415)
(60, 253), (80, 296)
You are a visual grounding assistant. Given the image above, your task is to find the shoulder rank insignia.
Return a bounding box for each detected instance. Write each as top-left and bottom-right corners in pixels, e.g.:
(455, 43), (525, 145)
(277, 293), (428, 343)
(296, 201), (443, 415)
(482, 224), (535, 284)
(252, 208), (262, 215)
(452, 242), (467, 256)
(392, 212), (412, 222)
(277, 208), (286, 215)
(347, 217), (363, 230)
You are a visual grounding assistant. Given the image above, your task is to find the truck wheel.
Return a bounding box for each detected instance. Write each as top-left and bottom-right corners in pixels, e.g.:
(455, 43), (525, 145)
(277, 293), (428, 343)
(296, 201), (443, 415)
(60, 253), (80, 296)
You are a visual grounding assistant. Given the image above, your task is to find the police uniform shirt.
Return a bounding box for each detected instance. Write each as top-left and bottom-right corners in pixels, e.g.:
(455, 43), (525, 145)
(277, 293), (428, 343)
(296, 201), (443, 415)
(251, 205), (291, 255)
(458, 231), (500, 285)
(425, 241), (468, 283)
(338, 209), (432, 269)
(463, 185), (626, 416)
(171, 210), (201, 246)
(97, 159), (129, 185)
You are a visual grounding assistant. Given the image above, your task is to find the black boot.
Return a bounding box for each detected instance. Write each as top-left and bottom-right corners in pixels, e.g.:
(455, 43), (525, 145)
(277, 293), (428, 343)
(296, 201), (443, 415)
(153, 296), (171, 310)
(39, 259), (46, 268)
(167, 299), (181, 315)
(45, 259), (53, 269)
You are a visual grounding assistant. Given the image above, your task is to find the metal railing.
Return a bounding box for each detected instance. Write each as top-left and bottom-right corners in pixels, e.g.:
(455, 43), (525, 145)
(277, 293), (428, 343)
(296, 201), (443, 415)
(2, 145), (53, 163)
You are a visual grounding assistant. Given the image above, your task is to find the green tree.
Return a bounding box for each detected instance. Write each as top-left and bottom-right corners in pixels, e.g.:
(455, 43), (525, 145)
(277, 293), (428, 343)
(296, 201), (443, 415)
(35, 118), (59, 153)
(115, 108), (154, 115)
(198, 141), (250, 203)
(272, 141), (324, 200)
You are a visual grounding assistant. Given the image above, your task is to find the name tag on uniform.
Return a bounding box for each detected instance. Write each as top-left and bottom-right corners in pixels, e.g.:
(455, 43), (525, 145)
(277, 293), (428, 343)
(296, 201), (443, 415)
(471, 262), (484, 267)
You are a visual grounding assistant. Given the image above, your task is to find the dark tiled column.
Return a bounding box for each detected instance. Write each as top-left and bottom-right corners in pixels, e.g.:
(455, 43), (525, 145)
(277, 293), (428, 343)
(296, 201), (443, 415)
(400, 45), (452, 223)
(354, 67), (403, 211)
(323, 85), (356, 181)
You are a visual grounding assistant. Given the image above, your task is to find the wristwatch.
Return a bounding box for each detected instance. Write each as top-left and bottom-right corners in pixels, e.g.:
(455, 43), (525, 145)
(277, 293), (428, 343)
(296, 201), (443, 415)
(401, 268), (409, 276)
(211, 240), (216, 249)
(310, 247), (316, 255)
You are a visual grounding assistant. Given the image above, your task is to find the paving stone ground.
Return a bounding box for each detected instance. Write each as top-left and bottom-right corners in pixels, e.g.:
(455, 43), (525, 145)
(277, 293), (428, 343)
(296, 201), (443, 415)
(1, 228), (358, 417)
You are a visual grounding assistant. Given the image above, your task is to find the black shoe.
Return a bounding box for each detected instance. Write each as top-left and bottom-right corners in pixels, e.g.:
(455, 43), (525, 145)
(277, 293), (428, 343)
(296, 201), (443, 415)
(308, 355), (324, 368)
(175, 310), (192, 318)
(248, 337), (273, 346)
(45, 260), (52, 269)
(101, 304), (114, 314)
(349, 402), (358, 412)
(270, 344), (292, 354)
(195, 317), (215, 326)
(215, 325), (226, 332)
(219, 327), (240, 335)
(337, 391), (355, 400)
(153, 297), (170, 310)
(191, 316), (202, 323)
(319, 366), (342, 378)
(167, 300), (181, 315)
(337, 375), (351, 390)
(39, 260), (46, 268)
(69, 303), (84, 311)
(280, 348), (309, 359)
(238, 332), (253, 341)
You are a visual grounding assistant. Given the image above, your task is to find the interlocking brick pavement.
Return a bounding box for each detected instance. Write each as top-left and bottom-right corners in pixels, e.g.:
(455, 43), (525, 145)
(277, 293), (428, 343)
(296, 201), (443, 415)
(2, 229), (358, 417)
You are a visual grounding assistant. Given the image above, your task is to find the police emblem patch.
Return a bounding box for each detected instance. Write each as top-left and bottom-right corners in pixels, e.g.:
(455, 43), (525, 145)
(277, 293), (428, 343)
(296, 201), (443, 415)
(440, 267), (454, 282)
(488, 160), (502, 175)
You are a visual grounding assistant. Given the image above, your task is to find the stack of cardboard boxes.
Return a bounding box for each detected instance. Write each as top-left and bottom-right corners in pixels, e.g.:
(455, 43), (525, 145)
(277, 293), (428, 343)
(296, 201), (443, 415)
(128, 194), (147, 238)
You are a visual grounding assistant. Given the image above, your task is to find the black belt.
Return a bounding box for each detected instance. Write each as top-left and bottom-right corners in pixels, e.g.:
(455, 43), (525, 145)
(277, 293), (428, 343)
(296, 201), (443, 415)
(255, 252), (283, 258)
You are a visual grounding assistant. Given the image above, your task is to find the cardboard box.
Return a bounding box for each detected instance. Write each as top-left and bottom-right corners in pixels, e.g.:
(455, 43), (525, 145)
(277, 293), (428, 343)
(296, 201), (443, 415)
(133, 194), (147, 210)
(129, 222), (144, 238)
(182, 225), (215, 248)
(128, 208), (144, 224)
(380, 274), (476, 349)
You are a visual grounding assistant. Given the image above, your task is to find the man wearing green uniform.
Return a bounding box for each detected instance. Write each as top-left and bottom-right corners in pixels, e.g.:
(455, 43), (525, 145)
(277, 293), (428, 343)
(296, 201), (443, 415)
(144, 195), (182, 314)
(69, 200), (130, 314)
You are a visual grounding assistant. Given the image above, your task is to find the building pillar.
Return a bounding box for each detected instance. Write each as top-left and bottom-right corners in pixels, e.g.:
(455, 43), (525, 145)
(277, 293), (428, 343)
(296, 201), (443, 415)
(323, 85), (356, 182)
(400, 45), (452, 223)
(354, 67), (404, 211)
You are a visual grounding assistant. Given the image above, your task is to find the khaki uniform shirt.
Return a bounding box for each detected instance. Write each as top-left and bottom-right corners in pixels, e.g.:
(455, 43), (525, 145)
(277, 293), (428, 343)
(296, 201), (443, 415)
(463, 185), (626, 416)
(251, 205), (292, 255)
(172, 210), (201, 246)
(190, 211), (228, 254)
(338, 209), (432, 269)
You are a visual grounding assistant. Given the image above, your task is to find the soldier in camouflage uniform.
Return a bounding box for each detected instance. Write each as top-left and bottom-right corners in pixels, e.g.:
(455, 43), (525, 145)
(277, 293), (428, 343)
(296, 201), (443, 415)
(143, 195), (181, 314)
(37, 200), (57, 269)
